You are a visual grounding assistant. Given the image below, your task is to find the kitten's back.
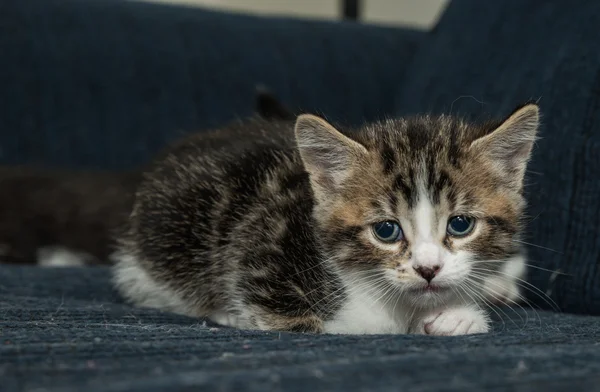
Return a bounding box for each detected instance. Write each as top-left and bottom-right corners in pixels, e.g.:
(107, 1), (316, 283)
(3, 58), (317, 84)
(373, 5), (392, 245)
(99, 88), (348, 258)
(115, 117), (327, 321)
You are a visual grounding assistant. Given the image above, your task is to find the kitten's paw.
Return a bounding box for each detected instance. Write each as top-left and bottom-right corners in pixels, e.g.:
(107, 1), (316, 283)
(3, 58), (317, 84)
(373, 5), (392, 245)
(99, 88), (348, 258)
(210, 311), (242, 328)
(423, 306), (490, 336)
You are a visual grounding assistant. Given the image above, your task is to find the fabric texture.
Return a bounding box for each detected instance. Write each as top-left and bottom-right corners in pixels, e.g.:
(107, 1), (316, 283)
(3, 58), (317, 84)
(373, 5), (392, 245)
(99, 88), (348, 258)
(2, 1), (600, 391)
(0, 0), (423, 170)
(2, 265), (600, 392)
(394, 0), (600, 315)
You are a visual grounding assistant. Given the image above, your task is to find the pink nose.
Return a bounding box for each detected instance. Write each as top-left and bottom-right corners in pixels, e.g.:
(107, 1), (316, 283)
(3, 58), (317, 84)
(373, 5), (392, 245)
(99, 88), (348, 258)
(414, 265), (441, 283)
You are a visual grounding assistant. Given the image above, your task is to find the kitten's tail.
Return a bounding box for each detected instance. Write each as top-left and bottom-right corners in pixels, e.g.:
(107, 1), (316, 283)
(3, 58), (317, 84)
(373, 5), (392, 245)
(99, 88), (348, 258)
(255, 85), (297, 121)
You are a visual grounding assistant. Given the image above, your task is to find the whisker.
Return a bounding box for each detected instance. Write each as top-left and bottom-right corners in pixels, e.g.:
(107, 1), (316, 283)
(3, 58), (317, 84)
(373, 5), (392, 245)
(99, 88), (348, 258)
(512, 239), (562, 254)
(522, 264), (570, 276)
(390, 284), (406, 318)
(375, 282), (399, 315)
(469, 267), (561, 312)
(468, 271), (540, 328)
(307, 271), (390, 319)
(456, 282), (508, 332)
(319, 275), (393, 321)
(473, 275), (543, 330)
(471, 258), (571, 276)
(461, 280), (516, 330)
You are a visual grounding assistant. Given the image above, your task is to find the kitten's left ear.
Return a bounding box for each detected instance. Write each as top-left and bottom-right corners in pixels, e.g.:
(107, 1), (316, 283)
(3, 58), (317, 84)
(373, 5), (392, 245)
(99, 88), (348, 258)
(469, 103), (540, 188)
(295, 114), (368, 193)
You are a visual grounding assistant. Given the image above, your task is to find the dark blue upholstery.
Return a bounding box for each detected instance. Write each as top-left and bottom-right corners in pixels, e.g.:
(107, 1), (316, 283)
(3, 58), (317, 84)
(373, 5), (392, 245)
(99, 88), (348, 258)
(2, 265), (600, 391)
(394, 0), (600, 315)
(0, 0), (422, 170)
(1, 0), (600, 390)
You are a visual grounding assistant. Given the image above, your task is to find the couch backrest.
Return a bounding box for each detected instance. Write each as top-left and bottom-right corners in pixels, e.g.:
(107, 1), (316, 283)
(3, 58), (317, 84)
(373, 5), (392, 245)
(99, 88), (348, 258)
(0, 0), (423, 170)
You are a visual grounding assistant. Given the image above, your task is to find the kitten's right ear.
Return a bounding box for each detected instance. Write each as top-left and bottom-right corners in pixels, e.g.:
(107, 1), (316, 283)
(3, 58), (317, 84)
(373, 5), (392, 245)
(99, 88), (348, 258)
(295, 114), (368, 192)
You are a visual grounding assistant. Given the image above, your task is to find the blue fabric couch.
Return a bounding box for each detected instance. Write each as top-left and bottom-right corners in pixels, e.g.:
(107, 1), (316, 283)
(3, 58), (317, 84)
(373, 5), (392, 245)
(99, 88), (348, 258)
(1, 0), (599, 390)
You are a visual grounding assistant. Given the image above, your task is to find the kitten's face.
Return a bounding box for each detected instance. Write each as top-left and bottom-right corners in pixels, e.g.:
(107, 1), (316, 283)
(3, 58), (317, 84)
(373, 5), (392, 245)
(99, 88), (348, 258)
(295, 105), (539, 307)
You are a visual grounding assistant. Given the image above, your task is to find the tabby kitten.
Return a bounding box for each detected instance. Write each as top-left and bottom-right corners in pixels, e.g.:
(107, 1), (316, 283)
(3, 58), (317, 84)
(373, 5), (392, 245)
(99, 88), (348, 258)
(113, 103), (538, 335)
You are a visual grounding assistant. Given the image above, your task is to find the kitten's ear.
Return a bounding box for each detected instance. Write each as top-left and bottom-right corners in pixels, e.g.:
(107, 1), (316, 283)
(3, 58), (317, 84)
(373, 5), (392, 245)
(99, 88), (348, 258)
(469, 103), (540, 188)
(295, 114), (368, 192)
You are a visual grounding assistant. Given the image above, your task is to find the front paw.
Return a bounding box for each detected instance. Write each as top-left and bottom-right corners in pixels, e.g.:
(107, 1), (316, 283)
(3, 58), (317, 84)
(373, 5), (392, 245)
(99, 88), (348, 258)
(423, 306), (490, 336)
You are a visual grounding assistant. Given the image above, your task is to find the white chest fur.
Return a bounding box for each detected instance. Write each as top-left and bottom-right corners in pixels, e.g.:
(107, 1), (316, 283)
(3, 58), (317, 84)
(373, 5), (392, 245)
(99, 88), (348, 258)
(323, 283), (409, 334)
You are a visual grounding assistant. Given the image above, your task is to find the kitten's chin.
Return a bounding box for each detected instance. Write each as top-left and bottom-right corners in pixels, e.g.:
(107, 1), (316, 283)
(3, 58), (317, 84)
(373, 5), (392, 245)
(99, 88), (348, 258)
(403, 283), (457, 308)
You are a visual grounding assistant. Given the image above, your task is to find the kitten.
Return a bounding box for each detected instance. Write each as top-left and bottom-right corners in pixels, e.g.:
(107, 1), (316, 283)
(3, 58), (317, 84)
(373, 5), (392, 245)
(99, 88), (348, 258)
(112, 103), (538, 335)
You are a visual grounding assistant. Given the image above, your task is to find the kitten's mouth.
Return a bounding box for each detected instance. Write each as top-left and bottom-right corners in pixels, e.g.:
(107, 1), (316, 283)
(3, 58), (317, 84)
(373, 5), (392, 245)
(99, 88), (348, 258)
(410, 283), (447, 294)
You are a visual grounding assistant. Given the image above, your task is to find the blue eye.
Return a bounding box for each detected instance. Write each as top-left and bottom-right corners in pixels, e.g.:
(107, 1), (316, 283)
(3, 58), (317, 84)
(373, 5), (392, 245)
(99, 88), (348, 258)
(372, 221), (403, 243)
(447, 216), (475, 237)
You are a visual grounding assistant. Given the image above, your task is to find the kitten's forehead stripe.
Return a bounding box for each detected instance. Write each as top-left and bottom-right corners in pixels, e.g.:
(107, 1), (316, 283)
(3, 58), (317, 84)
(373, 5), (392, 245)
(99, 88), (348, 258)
(381, 145), (397, 175)
(393, 174), (414, 208)
(388, 193), (399, 213)
(406, 121), (430, 152)
(431, 170), (452, 205)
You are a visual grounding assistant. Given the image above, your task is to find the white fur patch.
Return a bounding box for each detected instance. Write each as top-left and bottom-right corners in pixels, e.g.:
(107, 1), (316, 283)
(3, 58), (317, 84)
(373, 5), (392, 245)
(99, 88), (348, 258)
(411, 193), (446, 271)
(413, 195), (435, 241)
(37, 246), (90, 267)
(324, 274), (409, 334)
(111, 251), (193, 315)
(209, 311), (243, 328)
(482, 254), (526, 305)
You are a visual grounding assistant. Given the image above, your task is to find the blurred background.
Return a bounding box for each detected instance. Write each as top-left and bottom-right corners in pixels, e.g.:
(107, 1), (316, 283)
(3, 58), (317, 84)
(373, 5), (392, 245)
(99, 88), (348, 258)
(141, 0), (449, 29)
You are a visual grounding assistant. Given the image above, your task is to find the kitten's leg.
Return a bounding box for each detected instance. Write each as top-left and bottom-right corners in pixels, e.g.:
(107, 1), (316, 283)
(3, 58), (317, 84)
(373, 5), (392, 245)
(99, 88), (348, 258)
(234, 294), (324, 332)
(252, 313), (324, 333)
(211, 307), (323, 332)
(482, 255), (526, 305)
(413, 305), (490, 336)
(235, 294), (324, 332)
(209, 311), (243, 328)
(233, 257), (330, 333)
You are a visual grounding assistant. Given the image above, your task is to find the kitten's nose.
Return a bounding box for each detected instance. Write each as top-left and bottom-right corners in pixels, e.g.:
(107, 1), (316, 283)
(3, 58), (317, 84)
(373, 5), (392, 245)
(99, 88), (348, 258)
(414, 265), (441, 283)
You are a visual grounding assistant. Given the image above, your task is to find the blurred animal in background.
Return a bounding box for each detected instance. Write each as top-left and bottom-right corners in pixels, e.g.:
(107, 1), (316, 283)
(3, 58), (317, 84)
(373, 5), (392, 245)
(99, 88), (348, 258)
(0, 167), (140, 266)
(0, 89), (295, 266)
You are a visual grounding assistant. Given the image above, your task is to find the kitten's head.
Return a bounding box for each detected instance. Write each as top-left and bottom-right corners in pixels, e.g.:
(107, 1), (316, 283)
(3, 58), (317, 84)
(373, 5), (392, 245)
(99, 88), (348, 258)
(295, 104), (539, 307)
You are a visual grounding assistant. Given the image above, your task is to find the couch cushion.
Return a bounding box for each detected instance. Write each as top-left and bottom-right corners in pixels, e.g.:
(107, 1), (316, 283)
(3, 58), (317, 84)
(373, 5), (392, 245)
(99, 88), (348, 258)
(394, 0), (600, 315)
(0, 0), (423, 170)
(2, 265), (600, 391)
